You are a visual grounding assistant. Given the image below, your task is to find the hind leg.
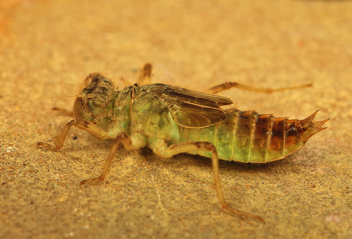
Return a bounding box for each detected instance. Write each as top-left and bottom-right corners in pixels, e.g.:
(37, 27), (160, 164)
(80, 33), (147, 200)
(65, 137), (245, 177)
(149, 139), (265, 222)
(205, 81), (312, 94)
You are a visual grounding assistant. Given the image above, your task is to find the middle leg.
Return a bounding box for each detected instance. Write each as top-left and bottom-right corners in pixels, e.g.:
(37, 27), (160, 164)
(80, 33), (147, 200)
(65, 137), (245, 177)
(79, 133), (133, 187)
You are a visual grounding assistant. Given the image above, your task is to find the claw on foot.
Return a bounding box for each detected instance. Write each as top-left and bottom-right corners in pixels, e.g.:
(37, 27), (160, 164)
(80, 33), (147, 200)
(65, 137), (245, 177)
(79, 178), (104, 188)
(37, 142), (57, 151)
(221, 204), (265, 223)
(52, 107), (74, 117)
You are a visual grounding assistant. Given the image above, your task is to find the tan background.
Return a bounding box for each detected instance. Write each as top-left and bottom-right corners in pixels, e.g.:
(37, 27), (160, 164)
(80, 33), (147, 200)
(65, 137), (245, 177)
(1, 0), (351, 238)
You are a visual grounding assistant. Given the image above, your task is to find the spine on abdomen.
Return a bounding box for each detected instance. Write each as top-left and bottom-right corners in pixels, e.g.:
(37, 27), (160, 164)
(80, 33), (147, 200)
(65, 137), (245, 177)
(178, 108), (326, 163)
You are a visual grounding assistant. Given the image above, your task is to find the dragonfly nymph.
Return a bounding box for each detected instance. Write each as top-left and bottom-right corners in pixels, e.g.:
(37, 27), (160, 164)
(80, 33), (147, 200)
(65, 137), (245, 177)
(38, 64), (328, 222)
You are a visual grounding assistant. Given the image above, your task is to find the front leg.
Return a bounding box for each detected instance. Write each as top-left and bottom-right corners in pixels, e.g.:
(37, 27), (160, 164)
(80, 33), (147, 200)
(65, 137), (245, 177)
(38, 119), (146, 187)
(37, 118), (122, 186)
(148, 139), (265, 223)
(37, 119), (76, 151)
(37, 119), (112, 151)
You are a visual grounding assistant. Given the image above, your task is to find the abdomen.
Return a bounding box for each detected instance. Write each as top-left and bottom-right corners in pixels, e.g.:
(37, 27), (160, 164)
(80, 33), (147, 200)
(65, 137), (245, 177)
(177, 108), (327, 163)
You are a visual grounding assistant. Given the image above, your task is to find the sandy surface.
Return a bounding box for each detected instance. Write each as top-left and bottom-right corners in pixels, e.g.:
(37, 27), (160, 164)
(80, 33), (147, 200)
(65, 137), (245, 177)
(1, 0), (351, 238)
